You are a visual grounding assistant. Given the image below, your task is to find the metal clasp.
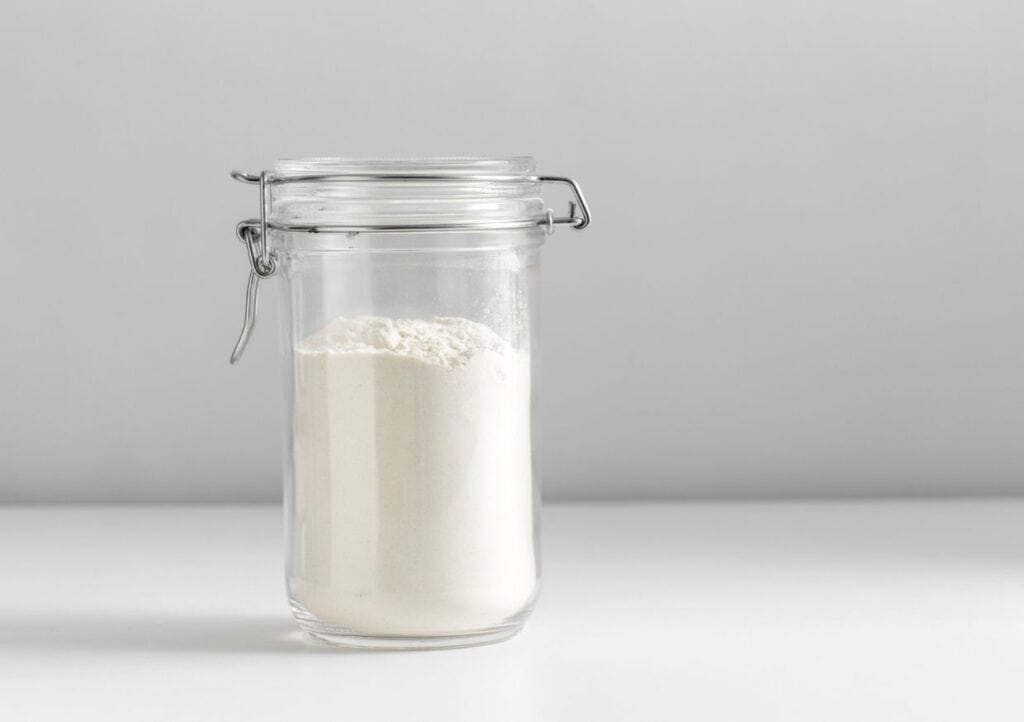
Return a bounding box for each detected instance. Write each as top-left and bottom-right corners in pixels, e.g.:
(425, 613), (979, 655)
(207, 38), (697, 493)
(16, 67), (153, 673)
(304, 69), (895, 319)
(229, 171), (278, 364)
(538, 176), (591, 234)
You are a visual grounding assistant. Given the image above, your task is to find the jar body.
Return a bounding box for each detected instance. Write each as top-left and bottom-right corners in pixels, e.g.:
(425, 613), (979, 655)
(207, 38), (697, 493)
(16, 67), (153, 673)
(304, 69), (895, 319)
(275, 228), (543, 648)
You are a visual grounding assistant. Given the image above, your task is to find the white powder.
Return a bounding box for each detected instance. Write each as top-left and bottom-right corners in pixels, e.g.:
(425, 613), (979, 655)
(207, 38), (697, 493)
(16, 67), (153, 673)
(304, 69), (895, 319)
(291, 316), (537, 637)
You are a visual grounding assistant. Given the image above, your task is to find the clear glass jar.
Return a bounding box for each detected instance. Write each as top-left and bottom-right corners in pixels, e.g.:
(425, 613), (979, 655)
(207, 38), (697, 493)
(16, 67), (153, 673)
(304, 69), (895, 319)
(229, 158), (589, 649)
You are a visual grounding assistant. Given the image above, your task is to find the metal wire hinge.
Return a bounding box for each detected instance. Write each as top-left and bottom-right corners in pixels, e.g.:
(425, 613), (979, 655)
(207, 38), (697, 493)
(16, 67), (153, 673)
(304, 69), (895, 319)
(228, 169), (590, 363)
(536, 176), (591, 234)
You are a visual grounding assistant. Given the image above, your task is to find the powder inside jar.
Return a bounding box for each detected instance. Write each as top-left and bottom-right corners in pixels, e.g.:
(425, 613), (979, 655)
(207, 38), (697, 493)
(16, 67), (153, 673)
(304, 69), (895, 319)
(290, 316), (537, 637)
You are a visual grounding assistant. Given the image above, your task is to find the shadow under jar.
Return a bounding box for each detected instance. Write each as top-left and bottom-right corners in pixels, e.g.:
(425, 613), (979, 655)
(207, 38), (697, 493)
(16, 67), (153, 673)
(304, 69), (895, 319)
(228, 158), (590, 649)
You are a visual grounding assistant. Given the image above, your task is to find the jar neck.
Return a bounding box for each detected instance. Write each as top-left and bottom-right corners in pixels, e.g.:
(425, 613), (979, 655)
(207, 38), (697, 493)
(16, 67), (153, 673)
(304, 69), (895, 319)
(271, 228), (546, 254)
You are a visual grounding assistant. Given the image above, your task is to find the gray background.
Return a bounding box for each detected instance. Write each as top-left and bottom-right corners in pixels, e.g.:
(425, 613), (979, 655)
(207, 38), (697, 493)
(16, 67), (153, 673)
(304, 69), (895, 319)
(2, 0), (1022, 502)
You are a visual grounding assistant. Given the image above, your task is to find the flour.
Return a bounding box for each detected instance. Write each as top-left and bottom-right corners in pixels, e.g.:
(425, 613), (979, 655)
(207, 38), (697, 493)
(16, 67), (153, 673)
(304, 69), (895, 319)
(291, 316), (537, 637)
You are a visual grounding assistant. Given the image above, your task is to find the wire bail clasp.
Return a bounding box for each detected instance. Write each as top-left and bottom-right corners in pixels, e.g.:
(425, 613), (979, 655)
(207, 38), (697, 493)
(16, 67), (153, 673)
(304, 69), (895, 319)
(538, 176), (591, 234)
(229, 171), (276, 364)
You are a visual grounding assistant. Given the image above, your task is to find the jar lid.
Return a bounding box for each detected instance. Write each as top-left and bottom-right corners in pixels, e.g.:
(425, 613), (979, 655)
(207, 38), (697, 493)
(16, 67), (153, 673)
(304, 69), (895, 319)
(233, 156), (590, 235)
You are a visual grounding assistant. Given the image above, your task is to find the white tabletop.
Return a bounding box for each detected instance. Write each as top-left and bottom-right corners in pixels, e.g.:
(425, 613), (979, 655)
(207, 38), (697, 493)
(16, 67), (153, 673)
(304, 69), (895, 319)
(1, 501), (1022, 721)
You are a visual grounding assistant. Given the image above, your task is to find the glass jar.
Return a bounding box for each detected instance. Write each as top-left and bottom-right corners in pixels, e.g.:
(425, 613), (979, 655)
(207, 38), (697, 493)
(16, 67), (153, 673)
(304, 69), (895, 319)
(228, 158), (590, 649)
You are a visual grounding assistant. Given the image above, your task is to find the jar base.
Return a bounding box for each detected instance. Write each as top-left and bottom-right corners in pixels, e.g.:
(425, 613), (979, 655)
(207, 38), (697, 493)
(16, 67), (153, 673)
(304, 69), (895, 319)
(303, 625), (523, 650)
(291, 601), (529, 650)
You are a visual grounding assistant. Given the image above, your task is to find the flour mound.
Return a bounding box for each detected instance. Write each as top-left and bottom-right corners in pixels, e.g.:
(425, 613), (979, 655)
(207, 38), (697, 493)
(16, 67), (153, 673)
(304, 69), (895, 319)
(299, 316), (511, 367)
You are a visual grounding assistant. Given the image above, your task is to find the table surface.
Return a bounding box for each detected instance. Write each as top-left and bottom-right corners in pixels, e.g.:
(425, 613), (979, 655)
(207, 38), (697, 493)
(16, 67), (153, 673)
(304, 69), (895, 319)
(2, 501), (1022, 721)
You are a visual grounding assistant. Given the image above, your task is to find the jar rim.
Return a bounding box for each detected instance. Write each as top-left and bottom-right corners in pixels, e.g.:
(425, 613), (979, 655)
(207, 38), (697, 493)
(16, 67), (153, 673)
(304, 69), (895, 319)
(265, 157), (547, 235)
(272, 156), (537, 179)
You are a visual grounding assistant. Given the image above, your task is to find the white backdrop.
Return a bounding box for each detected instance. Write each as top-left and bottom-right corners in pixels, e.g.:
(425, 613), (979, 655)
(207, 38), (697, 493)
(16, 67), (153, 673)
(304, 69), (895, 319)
(2, 0), (1022, 501)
